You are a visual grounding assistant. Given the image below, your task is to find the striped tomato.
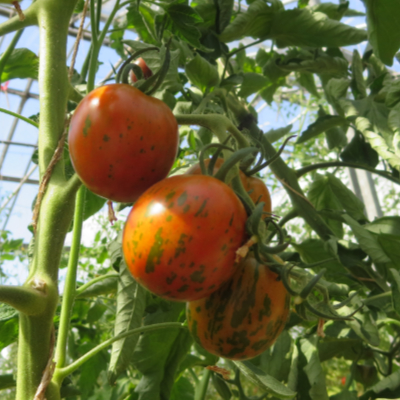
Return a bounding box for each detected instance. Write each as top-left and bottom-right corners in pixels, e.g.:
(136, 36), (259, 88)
(122, 174), (248, 301)
(187, 256), (290, 360)
(186, 159), (272, 214)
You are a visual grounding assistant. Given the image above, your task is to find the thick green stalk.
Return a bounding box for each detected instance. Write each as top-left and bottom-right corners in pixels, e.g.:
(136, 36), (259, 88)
(0, 285), (47, 315)
(15, 1), (79, 399)
(54, 187), (86, 371)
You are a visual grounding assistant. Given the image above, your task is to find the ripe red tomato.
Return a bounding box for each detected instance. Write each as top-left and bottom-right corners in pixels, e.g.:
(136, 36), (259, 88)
(186, 159), (272, 214)
(68, 84), (178, 202)
(187, 256), (290, 360)
(123, 174), (248, 301)
(129, 58), (153, 82)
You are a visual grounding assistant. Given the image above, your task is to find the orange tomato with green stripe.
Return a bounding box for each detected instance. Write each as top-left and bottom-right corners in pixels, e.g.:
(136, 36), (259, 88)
(122, 174), (248, 301)
(186, 256), (290, 360)
(186, 158), (272, 214)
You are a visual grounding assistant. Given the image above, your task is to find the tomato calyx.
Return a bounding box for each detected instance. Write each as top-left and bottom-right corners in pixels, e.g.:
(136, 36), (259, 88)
(116, 40), (172, 96)
(279, 262), (363, 322)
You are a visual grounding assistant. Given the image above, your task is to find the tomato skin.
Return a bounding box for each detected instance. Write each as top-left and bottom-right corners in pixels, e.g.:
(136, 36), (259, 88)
(68, 84), (178, 202)
(123, 175), (248, 301)
(187, 256), (290, 360)
(186, 159), (272, 214)
(129, 58), (153, 82)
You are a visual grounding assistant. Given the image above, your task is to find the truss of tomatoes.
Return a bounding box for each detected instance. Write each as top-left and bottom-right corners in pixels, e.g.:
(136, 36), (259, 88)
(68, 84), (179, 203)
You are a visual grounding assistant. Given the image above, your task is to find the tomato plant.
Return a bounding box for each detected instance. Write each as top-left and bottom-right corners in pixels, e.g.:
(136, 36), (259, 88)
(68, 83), (179, 202)
(186, 158), (272, 214)
(123, 174), (248, 301)
(187, 255), (290, 360)
(129, 57), (153, 82)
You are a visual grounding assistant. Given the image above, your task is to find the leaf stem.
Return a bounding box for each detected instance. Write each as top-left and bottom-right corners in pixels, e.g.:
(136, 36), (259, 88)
(75, 273), (119, 298)
(194, 368), (211, 400)
(0, 107), (39, 128)
(53, 322), (186, 384)
(54, 187), (86, 370)
(296, 161), (400, 185)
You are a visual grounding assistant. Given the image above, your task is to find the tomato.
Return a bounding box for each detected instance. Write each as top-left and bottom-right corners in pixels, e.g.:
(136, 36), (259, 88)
(187, 256), (290, 360)
(129, 58), (153, 82)
(186, 159), (272, 214)
(123, 174), (248, 301)
(68, 84), (178, 202)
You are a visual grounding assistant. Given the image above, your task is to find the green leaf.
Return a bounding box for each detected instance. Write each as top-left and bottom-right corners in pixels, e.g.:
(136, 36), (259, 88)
(325, 77), (350, 100)
(0, 48), (39, 81)
(215, 0), (234, 33)
(297, 115), (348, 144)
(170, 376), (195, 400)
(254, 330), (292, 382)
(299, 337), (329, 400)
(108, 234), (148, 385)
(364, 0), (400, 66)
(340, 132), (379, 168)
(0, 374), (15, 390)
(87, 301), (107, 324)
(378, 234), (400, 266)
(126, 5), (158, 45)
(364, 217), (400, 236)
(132, 301), (186, 400)
(342, 214), (391, 264)
(75, 275), (118, 299)
(211, 373), (232, 400)
(350, 50), (367, 99)
(311, 2), (349, 21)
(318, 337), (364, 362)
(219, 0), (273, 42)
(234, 360), (296, 399)
(0, 314), (18, 351)
(264, 124), (293, 144)
(167, 4), (204, 49)
(330, 391), (358, 400)
(238, 72), (268, 98)
(270, 9), (367, 49)
(360, 369), (400, 399)
(83, 189), (107, 222)
(185, 54), (219, 91)
(389, 269), (400, 316)
(297, 72), (319, 97)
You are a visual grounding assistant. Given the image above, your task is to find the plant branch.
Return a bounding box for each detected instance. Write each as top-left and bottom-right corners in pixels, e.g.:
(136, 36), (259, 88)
(53, 322), (186, 383)
(0, 285), (47, 315)
(0, 3), (38, 36)
(296, 161), (400, 185)
(0, 29), (23, 86)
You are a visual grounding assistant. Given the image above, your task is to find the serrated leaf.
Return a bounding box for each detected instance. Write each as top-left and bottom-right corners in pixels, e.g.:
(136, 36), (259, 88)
(126, 5), (158, 45)
(271, 9), (367, 49)
(351, 50), (367, 99)
(264, 124), (293, 143)
(377, 234), (400, 266)
(278, 54), (348, 77)
(364, 0), (400, 66)
(219, 0), (273, 42)
(297, 72), (319, 97)
(364, 217), (400, 236)
(238, 72), (268, 98)
(389, 269), (400, 316)
(297, 115), (348, 144)
(299, 337), (329, 400)
(325, 77), (350, 100)
(132, 302), (186, 400)
(215, 0), (234, 33)
(108, 234), (148, 385)
(0, 48), (39, 81)
(360, 369), (400, 399)
(342, 214), (391, 264)
(234, 361), (296, 399)
(340, 132), (379, 168)
(75, 275), (118, 299)
(185, 54), (219, 91)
